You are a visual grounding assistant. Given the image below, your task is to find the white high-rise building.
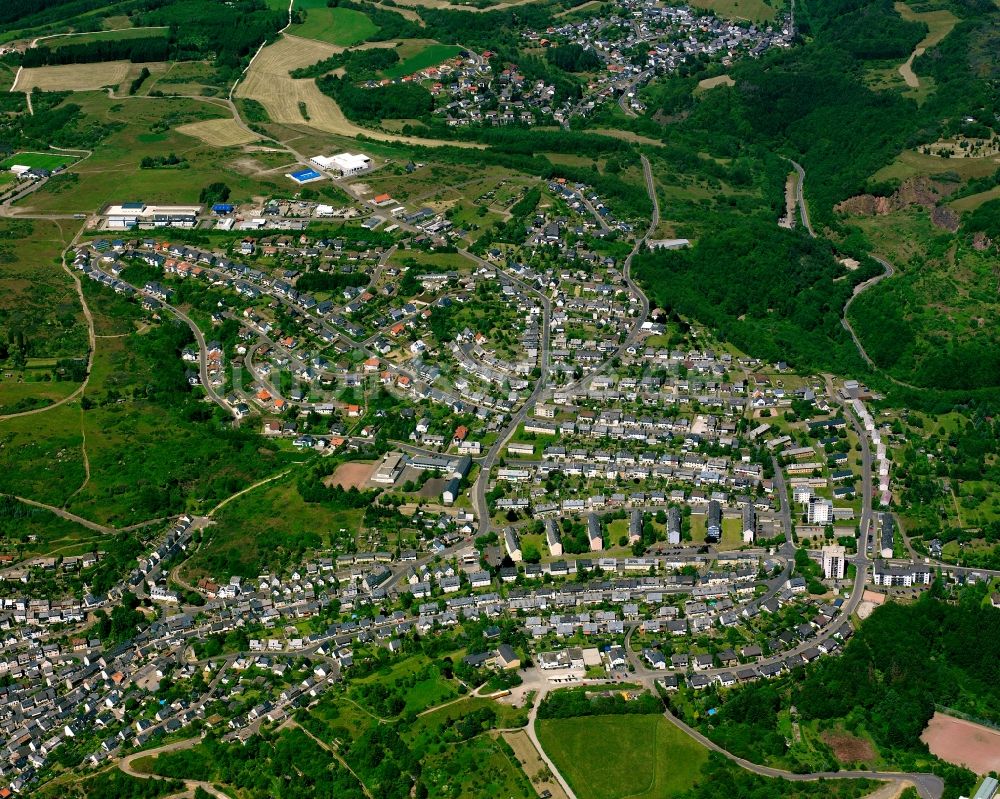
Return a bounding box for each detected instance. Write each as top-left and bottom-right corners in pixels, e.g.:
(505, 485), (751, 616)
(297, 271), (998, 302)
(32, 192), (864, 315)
(822, 544), (846, 580)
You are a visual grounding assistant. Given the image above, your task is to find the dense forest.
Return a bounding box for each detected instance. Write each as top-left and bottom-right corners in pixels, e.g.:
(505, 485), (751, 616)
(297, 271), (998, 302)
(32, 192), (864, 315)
(21, 36), (171, 67)
(632, 220), (879, 374)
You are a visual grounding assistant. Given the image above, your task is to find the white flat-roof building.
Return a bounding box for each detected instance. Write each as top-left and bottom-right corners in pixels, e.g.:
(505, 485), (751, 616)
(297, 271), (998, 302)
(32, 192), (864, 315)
(822, 544), (846, 580)
(104, 203), (200, 229)
(311, 152), (372, 176)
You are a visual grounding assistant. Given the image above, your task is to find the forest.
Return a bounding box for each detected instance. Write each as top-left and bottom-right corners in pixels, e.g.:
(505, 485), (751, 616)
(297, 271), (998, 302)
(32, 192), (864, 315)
(21, 36), (171, 67)
(632, 220), (879, 375)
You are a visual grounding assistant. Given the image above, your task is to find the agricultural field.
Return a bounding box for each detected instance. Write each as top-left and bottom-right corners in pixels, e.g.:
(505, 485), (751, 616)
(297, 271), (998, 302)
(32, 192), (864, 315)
(12, 61), (138, 92)
(175, 118), (260, 146)
(39, 26), (168, 48)
(536, 714), (710, 799)
(290, 5), (380, 47)
(235, 34), (481, 147)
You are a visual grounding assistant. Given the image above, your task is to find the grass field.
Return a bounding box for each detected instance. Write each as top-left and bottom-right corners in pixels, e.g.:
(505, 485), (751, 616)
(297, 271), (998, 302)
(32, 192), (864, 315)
(689, 0), (777, 21)
(42, 26), (168, 48)
(537, 714), (709, 799)
(1, 152), (77, 171)
(290, 6), (379, 47)
(24, 95), (290, 212)
(383, 43), (463, 78)
(181, 474), (360, 581)
(0, 219), (86, 363)
(13, 61), (137, 92)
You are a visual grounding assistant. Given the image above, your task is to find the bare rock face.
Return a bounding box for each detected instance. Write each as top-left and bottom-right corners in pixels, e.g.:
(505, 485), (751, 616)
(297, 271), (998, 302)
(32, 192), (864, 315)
(835, 177), (960, 231)
(971, 231), (994, 251)
(930, 205), (960, 232)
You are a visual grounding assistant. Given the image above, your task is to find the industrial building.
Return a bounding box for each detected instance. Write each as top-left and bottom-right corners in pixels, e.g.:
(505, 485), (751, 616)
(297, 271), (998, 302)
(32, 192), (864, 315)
(103, 203), (200, 229)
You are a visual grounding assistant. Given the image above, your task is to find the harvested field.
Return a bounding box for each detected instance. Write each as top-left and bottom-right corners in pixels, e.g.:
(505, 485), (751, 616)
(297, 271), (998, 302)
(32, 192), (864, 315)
(502, 730), (569, 799)
(697, 74), (735, 91)
(920, 713), (1000, 775)
(13, 61), (135, 91)
(324, 461), (376, 489)
(176, 118), (260, 147)
(236, 35), (483, 148)
(820, 729), (876, 764)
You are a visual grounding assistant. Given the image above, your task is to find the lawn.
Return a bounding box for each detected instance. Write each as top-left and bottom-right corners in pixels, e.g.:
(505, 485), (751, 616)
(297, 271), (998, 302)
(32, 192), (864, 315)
(383, 43), (464, 78)
(537, 714), (709, 799)
(290, 6), (379, 47)
(1, 152), (77, 171)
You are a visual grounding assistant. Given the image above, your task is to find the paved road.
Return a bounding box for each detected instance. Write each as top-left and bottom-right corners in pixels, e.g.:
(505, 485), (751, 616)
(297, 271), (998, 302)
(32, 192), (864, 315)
(787, 159), (815, 237)
(660, 707), (944, 799)
(526, 688), (579, 799)
(841, 255), (894, 371)
(119, 737), (229, 798)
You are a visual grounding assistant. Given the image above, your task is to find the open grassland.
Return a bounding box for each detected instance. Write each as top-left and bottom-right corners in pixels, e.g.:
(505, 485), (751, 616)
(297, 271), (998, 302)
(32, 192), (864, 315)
(688, 0), (777, 21)
(236, 35), (482, 147)
(23, 95), (289, 212)
(13, 61), (135, 92)
(0, 497), (106, 561)
(871, 149), (1000, 183)
(291, 6), (379, 46)
(948, 184), (1000, 211)
(175, 118), (260, 146)
(893, 2), (959, 96)
(180, 474), (361, 581)
(0, 219), (86, 362)
(0, 378), (79, 416)
(0, 404), (86, 507)
(383, 43), (463, 78)
(538, 714), (709, 799)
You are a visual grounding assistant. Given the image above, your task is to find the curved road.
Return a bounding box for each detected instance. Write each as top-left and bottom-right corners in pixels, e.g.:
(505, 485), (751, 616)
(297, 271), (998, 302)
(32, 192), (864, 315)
(660, 708), (943, 799)
(119, 737), (229, 799)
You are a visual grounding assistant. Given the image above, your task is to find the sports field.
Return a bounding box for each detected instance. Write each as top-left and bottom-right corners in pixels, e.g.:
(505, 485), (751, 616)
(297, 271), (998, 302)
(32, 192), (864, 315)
(290, 5), (379, 46)
(921, 713), (1000, 775)
(1, 152), (77, 171)
(536, 714), (709, 799)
